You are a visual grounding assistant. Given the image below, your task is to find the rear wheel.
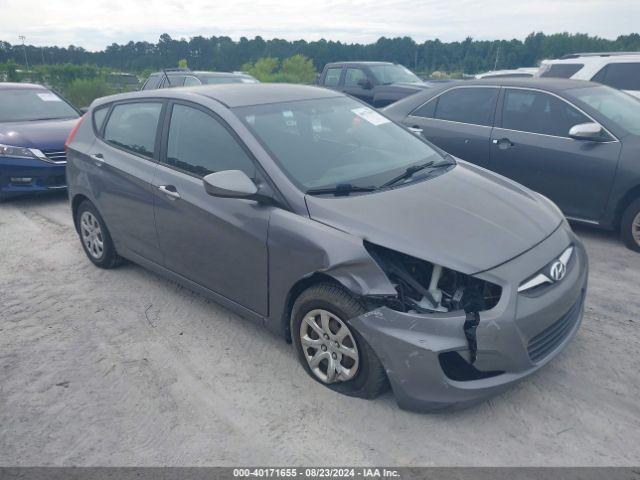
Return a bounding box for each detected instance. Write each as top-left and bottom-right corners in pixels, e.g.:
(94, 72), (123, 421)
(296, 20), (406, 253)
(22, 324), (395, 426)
(291, 283), (388, 399)
(621, 198), (640, 252)
(76, 200), (122, 268)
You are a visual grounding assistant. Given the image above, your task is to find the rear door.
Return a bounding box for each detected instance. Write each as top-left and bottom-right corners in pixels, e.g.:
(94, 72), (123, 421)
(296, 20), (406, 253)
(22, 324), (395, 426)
(153, 101), (270, 315)
(402, 86), (499, 168)
(91, 100), (165, 263)
(490, 87), (621, 221)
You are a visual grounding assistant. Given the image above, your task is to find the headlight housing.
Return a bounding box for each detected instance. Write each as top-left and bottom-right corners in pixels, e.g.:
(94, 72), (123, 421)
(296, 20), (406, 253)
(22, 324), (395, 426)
(0, 144), (39, 159)
(364, 242), (502, 314)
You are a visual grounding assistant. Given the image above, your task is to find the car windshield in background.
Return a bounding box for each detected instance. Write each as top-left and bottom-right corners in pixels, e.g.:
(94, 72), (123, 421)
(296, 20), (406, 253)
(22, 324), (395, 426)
(570, 85), (640, 136)
(201, 75), (258, 84)
(0, 89), (78, 123)
(368, 64), (423, 85)
(235, 97), (446, 191)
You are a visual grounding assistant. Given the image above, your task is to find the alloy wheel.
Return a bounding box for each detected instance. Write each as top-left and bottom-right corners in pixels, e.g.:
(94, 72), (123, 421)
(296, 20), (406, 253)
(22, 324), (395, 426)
(299, 309), (359, 384)
(633, 212), (640, 247)
(80, 211), (104, 259)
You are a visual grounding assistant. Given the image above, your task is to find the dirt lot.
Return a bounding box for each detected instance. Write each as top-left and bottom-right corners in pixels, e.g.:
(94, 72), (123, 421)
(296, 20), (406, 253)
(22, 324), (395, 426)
(1, 192), (639, 467)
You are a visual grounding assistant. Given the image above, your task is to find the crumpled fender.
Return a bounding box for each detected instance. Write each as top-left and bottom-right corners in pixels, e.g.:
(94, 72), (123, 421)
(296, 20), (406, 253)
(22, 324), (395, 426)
(266, 209), (396, 336)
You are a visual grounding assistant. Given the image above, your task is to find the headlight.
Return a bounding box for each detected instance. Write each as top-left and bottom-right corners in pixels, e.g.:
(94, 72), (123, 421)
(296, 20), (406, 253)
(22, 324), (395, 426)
(0, 144), (39, 159)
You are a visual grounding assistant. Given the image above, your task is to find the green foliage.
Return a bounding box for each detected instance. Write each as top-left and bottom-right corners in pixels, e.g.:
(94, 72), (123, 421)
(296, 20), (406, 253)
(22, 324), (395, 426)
(178, 58), (188, 69)
(64, 77), (115, 108)
(243, 55), (317, 83)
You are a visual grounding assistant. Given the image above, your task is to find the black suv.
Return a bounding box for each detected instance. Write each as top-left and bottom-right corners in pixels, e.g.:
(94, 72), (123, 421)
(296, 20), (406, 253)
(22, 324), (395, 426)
(316, 61), (432, 108)
(141, 68), (259, 90)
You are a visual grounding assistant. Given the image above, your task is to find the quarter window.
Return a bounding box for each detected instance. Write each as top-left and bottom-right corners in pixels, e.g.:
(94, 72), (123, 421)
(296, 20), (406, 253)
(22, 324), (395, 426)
(323, 68), (342, 87)
(166, 104), (256, 178)
(103, 102), (162, 158)
(183, 76), (202, 87)
(434, 88), (499, 126)
(93, 105), (109, 133)
(501, 89), (589, 138)
(344, 68), (367, 87)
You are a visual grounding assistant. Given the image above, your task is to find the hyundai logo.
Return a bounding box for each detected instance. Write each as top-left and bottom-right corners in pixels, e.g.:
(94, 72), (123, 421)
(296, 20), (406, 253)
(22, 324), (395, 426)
(549, 260), (567, 282)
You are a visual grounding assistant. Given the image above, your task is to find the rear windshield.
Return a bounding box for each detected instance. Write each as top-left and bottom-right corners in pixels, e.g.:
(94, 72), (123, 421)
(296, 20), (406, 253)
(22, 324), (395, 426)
(540, 63), (584, 78)
(0, 89), (78, 122)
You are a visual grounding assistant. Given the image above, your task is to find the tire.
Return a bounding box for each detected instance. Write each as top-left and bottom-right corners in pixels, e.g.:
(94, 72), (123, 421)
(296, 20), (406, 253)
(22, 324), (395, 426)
(621, 198), (640, 252)
(76, 200), (122, 268)
(291, 283), (388, 399)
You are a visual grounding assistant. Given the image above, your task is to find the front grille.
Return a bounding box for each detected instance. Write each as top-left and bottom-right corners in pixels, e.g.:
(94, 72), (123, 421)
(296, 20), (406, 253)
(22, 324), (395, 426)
(527, 294), (583, 363)
(43, 149), (67, 163)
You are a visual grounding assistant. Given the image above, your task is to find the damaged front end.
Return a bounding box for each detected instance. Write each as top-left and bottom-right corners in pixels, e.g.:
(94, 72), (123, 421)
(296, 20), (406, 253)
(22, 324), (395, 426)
(362, 242), (502, 365)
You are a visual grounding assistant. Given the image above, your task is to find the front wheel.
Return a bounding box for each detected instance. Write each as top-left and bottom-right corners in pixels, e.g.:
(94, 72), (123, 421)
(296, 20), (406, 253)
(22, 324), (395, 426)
(621, 198), (640, 252)
(291, 283), (388, 399)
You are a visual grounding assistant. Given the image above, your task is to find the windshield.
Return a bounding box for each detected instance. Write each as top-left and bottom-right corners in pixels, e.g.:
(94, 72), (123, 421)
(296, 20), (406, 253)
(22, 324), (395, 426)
(235, 97), (446, 191)
(368, 64), (422, 85)
(570, 85), (640, 136)
(201, 75), (259, 85)
(0, 89), (78, 122)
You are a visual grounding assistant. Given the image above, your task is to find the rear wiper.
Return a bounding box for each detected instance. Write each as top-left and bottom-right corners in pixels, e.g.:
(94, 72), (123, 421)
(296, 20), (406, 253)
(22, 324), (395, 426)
(306, 183), (378, 196)
(381, 161), (435, 188)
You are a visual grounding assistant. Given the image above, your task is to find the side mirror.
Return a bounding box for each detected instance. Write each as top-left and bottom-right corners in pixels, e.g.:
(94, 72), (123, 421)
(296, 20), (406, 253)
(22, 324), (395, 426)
(569, 122), (606, 142)
(357, 78), (373, 89)
(203, 170), (258, 199)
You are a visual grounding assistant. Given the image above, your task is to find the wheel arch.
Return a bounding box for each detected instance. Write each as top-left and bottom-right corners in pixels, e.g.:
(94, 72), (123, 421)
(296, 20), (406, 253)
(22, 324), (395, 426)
(614, 184), (640, 228)
(71, 193), (91, 233)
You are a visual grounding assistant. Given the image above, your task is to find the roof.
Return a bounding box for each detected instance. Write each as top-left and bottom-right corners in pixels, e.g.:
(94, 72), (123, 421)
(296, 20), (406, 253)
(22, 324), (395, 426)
(324, 61), (394, 67)
(560, 51), (640, 59)
(0, 82), (47, 90)
(94, 83), (344, 109)
(152, 70), (248, 77)
(438, 77), (595, 92)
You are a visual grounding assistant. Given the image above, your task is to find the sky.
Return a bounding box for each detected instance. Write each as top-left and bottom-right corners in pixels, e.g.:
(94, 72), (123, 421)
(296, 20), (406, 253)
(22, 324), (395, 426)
(1, 0), (639, 51)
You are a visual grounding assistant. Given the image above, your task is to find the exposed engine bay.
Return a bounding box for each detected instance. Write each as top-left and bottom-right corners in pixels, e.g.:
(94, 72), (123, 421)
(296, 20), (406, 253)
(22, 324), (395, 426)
(364, 242), (502, 315)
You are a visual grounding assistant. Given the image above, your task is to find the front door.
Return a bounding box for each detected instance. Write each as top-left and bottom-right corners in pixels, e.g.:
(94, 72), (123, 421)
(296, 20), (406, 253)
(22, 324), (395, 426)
(342, 67), (375, 105)
(153, 102), (270, 315)
(490, 88), (621, 221)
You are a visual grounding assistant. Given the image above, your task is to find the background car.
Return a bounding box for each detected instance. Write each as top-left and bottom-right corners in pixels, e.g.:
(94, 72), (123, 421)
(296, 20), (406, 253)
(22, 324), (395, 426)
(383, 78), (640, 251)
(141, 68), (259, 90)
(0, 82), (80, 201)
(66, 83), (586, 411)
(316, 61), (433, 107)
(537, 52), (640, 98)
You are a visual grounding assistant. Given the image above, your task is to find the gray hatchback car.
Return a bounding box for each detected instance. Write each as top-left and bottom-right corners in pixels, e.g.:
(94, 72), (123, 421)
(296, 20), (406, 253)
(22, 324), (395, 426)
(66, 84), (588, 411)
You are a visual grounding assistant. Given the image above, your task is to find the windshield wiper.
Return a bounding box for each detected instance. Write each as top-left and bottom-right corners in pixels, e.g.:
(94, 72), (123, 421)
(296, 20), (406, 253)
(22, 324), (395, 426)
(306, 183), (378, 196)
(381, 161), (435, 188)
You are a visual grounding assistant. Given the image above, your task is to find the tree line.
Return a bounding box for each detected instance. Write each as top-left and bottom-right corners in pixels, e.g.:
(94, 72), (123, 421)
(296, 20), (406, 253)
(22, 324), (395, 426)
(2, 32), (640, 75)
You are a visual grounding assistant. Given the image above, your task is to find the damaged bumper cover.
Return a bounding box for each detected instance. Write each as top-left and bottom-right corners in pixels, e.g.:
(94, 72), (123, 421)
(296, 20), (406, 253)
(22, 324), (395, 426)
(349, 225), (588, 412)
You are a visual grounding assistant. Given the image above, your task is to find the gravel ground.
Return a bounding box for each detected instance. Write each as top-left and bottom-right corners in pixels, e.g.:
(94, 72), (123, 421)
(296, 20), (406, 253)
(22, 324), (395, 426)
(1, 192), (639, 467)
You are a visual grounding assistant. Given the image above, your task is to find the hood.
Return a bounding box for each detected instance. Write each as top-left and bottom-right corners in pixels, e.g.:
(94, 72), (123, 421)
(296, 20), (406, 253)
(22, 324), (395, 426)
(305, 161), (563, 275)
(0, 118), (79, 150)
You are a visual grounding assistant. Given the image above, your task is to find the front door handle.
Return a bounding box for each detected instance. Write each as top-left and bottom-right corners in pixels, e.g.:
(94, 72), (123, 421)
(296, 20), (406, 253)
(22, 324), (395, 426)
(492, 138), (514, 149)
(158, 185), (181, 200)
(407, 126), (423, 135)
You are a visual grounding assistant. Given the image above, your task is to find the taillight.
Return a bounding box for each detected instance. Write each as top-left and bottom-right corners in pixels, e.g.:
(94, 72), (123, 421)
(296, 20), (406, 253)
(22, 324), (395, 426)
(65, 114), (85, 151)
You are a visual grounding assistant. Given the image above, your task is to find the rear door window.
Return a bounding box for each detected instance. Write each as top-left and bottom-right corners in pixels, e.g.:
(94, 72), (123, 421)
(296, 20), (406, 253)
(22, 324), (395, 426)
(501, 89), (589, 138)
(434, 87), (499, 126)
(183, 76), (202, 87)
(540, 63), (584, 78)
(103, 102), (163, 158)
(165, 104), (256, 178)
(323, 68), (342, 87)
(593, 63), (640, 91)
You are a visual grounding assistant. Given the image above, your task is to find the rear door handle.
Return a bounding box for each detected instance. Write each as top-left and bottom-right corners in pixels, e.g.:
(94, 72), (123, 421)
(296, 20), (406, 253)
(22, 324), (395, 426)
(91, 153), (104, 166)
(407, 126), (423, 135)
(158, 185), (181, 200)
(492, 138), (514, 149)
